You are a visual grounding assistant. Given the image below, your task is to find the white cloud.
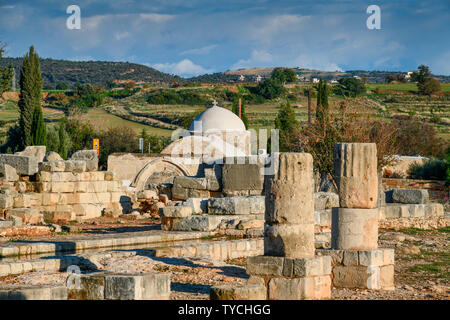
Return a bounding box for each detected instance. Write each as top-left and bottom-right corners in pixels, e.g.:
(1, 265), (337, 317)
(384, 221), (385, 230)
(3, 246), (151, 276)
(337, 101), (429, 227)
(114, 32), (130, 40)
(181, 44), (218, 55)
(231, 50), (273, 69)
(152, 59), (214, 77)
(139, 13), (175, 23)
(291, 54), (343, 72)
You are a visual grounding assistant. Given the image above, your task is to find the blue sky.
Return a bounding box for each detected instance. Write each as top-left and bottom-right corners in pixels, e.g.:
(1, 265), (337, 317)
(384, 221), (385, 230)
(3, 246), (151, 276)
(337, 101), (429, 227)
(0, 0), (449, 77)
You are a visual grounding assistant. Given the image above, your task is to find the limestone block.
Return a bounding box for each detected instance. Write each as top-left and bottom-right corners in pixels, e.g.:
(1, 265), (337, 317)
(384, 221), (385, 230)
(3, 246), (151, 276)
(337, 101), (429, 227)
(50, 181), (75, 193)
(67, 274), (105, 300)
(408, 204), (425, 218)
(165, 215), (223, 232)
(208, 196), (264, 215)
(331, 207), (378, 250)
(7, 208), (42, 224)
(0, 164), (19, 181)
(172, 186), (209, 200)
(43, 151), (63, 162)
(384, 204), (409, 219)
(222, 156), (264, 193)
(73, 204), (103, 219)
(64, 160), (86, 173)
(184, 197), (208, 214)
(107, 181), (121, 192)
(89, 182), (108, 193)
(15, 146), (46, 163)
(41, 193), (60, 206)
(39, 160), (65, 172)
(333, 143), (378, 209)
(264, 223), (315, 258)
(104, 273), (170, 300)
(332, 265), (380, 289)
(136, 190), (158, 200)
(390, 188), (429, 204)
(210, 284), (267, 300)
(13, 193), (32, 208)
(37, 171), (52, 182)
(358, 250), (384, 267)
(0, 154), (38, 176)
(380, 265), (395, 290)
(268, 276), (331, 300)
(160, 206), (192, 218)
(173, 176), (207, 190)
(246, 255), (285, 276)
(314, 192), (339, 210)
(383, 248), (395, 265)
(70, 150), (98, 172)
(0, 194), (13, 209)
(74, 182), (88, 193)
(43, 210), (75, 223)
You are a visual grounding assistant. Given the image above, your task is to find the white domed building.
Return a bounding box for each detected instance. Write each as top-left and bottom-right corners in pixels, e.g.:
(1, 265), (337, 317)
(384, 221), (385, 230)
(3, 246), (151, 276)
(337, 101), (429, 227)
(161, 103), (251, 161)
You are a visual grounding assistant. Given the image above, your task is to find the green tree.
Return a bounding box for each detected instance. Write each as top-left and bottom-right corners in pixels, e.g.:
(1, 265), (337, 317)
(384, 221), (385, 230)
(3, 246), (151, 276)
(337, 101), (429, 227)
(316, 79), (329, 129)
(18, 46), (43, 149)
(55, 82), (68, 90)
(0, 42), (14, 94)
(232, 97), (249, 129)
(30, 104), (47, 145)
(418, 77), (441, 96)
(274, 101), (300, 151)
(411, 65), (431, 84)
(337, 77), (366, 97)
(255, 78), (285, 99)
(271, 68), (297, 83)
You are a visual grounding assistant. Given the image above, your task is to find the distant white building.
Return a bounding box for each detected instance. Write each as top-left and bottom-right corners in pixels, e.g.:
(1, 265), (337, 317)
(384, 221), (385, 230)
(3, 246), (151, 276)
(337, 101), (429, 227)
(256, 75), (262, 82)
(312, 78), (320, 83)
(239, 75), (245, 81)
(330, 79), (338, 84)
(353, 75), (362, 80)
(404, 71), (416, 80)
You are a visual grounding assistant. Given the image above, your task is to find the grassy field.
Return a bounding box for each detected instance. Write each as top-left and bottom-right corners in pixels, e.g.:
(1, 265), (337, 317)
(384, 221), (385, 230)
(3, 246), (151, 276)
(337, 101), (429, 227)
(366, 82), (450, 93)
(0, 99), (173, 137)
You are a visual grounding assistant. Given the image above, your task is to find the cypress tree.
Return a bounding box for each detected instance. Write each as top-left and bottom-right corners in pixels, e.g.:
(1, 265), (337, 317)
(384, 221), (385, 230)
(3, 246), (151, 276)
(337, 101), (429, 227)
(31, 105), (46, 145)
(316, 79), (329, 129)
(274, 101), (299, 152)
(18, 46), (43, 149)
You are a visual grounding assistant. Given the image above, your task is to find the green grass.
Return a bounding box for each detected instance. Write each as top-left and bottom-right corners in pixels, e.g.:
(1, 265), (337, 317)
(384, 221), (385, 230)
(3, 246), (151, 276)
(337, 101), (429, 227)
(84, 109), (173, 137)
(398, 227), (433, 235)
(366, 83), (450, 93)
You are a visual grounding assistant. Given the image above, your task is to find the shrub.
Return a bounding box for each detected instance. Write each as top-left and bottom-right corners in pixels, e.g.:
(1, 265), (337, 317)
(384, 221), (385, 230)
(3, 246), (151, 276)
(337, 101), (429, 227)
(392, 116), (447, 158)
(98, 127), (139, 168)
(253, 78), (285, 100)
(408, 159), (447, 180)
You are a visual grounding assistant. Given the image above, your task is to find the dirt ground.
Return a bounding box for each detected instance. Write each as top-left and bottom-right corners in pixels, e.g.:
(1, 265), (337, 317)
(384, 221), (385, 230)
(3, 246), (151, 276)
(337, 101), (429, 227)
(0, 226), (448, 300)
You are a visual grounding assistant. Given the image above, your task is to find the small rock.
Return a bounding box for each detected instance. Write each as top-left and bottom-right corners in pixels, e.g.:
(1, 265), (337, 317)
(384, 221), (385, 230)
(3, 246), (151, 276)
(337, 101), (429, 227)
(62, 225), (81, 233)
(43, 151), (63, 162)
(398, 245), (420, 255)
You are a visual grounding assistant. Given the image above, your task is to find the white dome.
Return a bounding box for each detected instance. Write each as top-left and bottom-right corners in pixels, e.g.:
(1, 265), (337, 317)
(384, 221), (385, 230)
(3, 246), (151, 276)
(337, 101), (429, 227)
(189, 106), (246, 132)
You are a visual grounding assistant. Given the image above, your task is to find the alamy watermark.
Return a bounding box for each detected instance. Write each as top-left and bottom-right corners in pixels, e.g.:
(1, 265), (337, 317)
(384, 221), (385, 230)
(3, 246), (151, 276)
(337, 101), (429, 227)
(366, 5), (381, 30)
(66, 5), (81, 30)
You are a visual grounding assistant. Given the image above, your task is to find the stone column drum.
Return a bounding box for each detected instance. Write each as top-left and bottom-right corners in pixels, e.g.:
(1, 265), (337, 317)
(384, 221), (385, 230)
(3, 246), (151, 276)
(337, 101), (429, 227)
(332, 143), (379, 250)
(264, 153), (315, 258)
(333, 143), (378, 209)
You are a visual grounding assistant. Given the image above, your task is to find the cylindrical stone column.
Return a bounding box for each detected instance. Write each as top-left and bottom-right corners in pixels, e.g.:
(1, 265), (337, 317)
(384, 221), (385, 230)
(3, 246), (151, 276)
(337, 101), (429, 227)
(331, 207), (378, 250)
(333, 143), (379, 250)
(264, 153), (315, 258)
(333, 143), (378, 209)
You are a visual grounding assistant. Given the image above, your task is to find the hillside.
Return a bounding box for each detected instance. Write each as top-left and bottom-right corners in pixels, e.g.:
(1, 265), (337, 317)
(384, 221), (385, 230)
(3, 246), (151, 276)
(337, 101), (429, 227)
(188, 68), (450, 83)
(0, 58), (181, 88)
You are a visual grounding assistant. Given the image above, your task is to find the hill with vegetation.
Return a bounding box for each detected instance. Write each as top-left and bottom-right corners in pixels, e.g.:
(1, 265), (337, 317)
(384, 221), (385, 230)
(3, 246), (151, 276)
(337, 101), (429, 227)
(0, 58), (181, 88)
(188, 67), (450, 84)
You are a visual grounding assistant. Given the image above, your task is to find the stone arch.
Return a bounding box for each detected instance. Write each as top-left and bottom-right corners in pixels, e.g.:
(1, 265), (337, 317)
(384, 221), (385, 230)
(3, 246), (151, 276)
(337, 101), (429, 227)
(131, 157), (192, 192)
